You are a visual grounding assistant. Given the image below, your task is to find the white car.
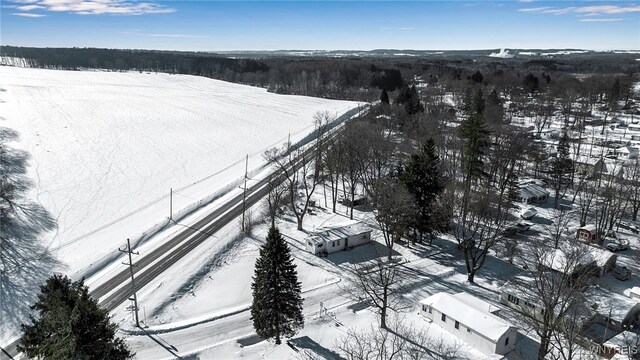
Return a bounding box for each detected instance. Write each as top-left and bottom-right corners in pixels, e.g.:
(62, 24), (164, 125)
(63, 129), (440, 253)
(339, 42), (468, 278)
(520, 207), (537, 220)
(605, 240), (629, 252)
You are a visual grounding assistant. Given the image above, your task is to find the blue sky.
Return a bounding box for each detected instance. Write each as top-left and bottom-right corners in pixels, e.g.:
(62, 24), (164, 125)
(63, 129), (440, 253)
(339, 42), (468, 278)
(1, 1), (639, 51)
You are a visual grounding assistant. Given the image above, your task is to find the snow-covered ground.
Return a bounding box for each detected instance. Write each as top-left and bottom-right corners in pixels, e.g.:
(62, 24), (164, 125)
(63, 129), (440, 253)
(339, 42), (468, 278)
(0, 66), (359, 276)
(0, 66), (359, 343)
(108, 182), (541, 359)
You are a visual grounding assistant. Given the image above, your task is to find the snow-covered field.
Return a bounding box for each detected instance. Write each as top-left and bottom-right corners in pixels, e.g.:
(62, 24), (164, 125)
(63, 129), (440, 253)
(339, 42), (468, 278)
(0, 66), (359, 344)
(0, 66), (359, 277)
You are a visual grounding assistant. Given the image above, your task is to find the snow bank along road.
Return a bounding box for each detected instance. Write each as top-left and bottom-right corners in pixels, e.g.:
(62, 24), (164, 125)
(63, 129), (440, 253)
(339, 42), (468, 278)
(0, 105), (364, 360)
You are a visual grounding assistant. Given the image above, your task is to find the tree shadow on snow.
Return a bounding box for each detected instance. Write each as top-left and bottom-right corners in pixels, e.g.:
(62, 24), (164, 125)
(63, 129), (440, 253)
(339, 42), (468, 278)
(288, 336), (344, 360)
(0, 127), (61, 342)
(322, 241), (401, 266)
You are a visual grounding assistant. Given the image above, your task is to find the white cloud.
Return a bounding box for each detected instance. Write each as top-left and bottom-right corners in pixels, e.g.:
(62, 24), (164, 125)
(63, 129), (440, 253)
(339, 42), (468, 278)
(12, 12), (46, 17)
(520, 4), (640, 16)
(7, 0), (174, 15)
(574, 5), (640, 15)
(16, 4), (44, 10)
(518, 0), (536, 3)
(579, 18), (623, 22)
(518, 6), (552, 12)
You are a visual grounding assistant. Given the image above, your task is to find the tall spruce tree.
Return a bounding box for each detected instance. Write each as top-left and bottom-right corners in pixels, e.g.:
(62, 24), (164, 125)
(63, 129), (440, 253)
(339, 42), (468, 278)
(251, 226), (303, 344)
(380, 89), (390, 104)
(399, 138), (448, 243)
(458, 88), (490, 182)
(19, 274), (133, 359)
(551, 131), (573, 209)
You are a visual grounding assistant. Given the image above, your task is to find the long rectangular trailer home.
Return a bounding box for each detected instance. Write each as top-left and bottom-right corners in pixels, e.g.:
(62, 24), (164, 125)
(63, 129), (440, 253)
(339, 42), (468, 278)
(419, 292), (518, 356)
(305, 221), (372, 256)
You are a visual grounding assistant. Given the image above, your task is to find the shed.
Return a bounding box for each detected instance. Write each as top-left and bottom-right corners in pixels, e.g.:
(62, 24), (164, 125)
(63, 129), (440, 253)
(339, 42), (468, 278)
(516, 184), (549, 204)
(304, 221), (372, 256)
(615, 146), (639, 159)
(588, 246), (617, 277)
(577, 225), (600, 244)
(419, 292), (517, 356)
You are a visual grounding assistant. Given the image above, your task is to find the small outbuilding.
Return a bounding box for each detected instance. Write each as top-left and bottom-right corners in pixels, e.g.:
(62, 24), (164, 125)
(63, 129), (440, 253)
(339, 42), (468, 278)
(516, 184), (549, 204)
(615, 145), (639, 159)
(304, 221), (372, 256)
(589, 246), (618, 277)
(577, 225), (600, 244)
(419, 292), (517, 356)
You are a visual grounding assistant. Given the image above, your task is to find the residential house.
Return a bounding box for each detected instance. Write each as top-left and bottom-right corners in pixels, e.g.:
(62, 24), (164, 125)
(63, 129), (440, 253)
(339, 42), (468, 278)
(305, 221), (372, 256)
(419, 292), (517, 356)
(516, 184), (550, 204)
(615, 146), (639, 160)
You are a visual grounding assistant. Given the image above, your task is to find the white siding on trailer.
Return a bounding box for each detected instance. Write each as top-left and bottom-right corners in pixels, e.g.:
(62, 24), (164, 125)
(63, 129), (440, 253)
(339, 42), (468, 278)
(421, 307), (500, 355)
(325, 238), (346, 254)
(347, 232), (372, 247)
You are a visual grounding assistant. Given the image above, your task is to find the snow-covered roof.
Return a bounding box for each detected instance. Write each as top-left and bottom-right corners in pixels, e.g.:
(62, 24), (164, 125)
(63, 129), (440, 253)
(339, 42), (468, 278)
(616, 145), (639, 154)
(308, 221), (371, 243)
(419, 292), (514, 342)
(540, 248), (595, 274)
(579, 225), (597, 232)
(604, 331), (639, 349)
(588, 246), (616, 268)
(628, 287), (640, 299)
(518, 184), (549, 199)
(586, 286), (640, 322)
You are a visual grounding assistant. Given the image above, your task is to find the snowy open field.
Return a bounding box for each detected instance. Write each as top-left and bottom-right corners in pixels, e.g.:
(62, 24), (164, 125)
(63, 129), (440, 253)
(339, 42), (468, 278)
(0, 66), (359, 278)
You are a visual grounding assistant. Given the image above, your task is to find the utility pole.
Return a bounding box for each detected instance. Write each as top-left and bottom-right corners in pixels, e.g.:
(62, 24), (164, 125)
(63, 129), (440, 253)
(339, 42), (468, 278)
(242, 154), (248, 233)
(169, 188), (173, 221)
(119, 238), (140, 327)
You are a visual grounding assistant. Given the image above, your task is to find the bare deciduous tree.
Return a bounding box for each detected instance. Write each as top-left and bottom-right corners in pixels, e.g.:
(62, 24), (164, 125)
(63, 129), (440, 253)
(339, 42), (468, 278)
(371, 176), (413, 261)
(513, 238), (593, 360)
(344, 255), (404, 330)
(264, 140), (320, 231)
(453, 189), (512, 283)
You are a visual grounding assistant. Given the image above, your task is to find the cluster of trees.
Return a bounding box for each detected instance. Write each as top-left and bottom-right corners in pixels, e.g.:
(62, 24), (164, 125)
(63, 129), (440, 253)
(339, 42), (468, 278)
(5, 46), (638, 103)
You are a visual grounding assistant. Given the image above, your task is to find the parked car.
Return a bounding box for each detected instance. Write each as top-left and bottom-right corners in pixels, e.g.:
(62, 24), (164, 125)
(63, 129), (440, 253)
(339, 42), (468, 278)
(503, 221), (533, 236)
(605, 240), (629, 252)
(618, 221), (640, 234)
(520, 207), (537, 220)
(614, 266), (631, 281)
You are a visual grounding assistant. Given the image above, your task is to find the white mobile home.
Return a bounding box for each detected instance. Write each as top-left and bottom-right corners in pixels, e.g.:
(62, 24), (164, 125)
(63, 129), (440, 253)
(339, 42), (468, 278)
(305, 221), (372, 256)
(419, 292), (517, 356)
(516, 184), (549, 204)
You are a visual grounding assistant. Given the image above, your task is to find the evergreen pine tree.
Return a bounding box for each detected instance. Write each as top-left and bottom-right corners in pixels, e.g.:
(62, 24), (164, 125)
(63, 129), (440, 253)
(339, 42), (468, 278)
(523, 73), (539, 94)
(251, 226), (303, 344)
(19, 275), (133, 359)
(380, 89), (389, 104)
(551, 131), (573, 209)
(399, 138), (448, 243)
(394, 85), (411, 105)
(458, 88), (490, 182)
(470, 70), (483, 83)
